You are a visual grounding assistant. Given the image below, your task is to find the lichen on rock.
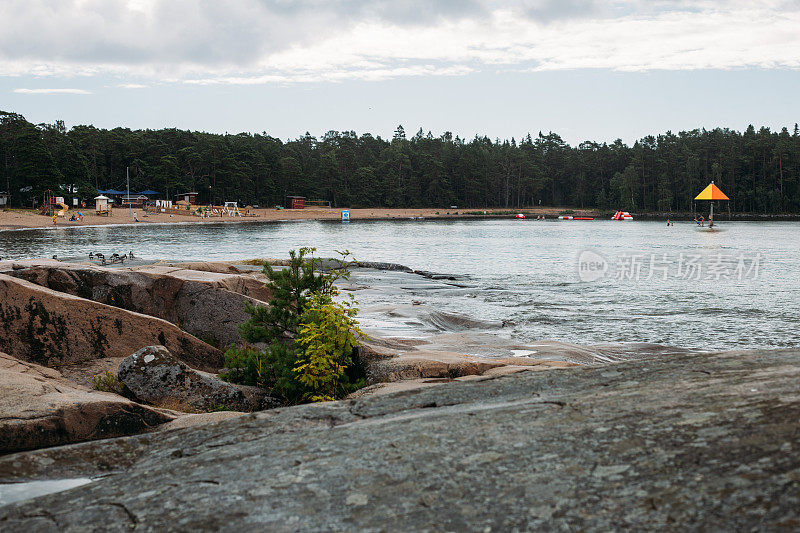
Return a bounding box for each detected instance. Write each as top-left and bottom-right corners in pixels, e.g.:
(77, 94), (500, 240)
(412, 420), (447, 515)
(118, 346), (268, 412)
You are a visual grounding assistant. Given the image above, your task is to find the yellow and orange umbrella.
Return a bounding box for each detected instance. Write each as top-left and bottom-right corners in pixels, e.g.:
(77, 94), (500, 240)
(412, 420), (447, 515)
(694, 181), (729, 227)
(695, 183), (729, 201)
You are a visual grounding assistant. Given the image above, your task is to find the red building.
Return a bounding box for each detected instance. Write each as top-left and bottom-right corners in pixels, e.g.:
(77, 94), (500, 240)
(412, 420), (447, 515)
(286, 196), (305, 209)
(175, 192), (199, 205)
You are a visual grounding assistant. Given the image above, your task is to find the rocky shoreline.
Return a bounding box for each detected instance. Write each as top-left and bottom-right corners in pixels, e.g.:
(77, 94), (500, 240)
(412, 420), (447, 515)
(0, 258), (571, 455)
(0, 207), (589, 232)
(1, 257), (798, 529)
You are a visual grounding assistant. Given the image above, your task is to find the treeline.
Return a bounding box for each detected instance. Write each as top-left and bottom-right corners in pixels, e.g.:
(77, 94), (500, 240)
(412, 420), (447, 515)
(2, 109), (800, 213)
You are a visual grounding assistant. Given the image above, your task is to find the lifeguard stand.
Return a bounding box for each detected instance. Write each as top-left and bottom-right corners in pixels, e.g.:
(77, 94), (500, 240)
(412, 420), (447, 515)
(223, 201), (241, 216)
(95, 195), (111, 216)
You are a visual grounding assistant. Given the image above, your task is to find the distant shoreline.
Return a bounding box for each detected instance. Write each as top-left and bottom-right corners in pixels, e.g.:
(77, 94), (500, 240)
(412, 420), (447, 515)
(631, 212), (800, 222)
(2, 206), (800, 232)
(0, 206), (569, 231)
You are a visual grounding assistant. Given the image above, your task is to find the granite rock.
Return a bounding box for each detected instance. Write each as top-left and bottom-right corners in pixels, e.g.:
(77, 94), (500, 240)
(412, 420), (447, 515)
(10, 261), (268, 346)
(117, 346), (266, 412)
(1, 348), (798, 531)
(0, 352), (174, 454)
(0, 273), (222, 371)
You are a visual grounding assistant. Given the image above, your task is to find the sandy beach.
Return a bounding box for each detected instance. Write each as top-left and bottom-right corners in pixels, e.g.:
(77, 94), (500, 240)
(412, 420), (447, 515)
(0, 206), (579, 231)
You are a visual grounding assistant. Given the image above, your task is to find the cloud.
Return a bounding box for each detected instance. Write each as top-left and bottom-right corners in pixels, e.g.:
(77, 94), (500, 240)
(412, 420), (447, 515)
(13, 88), (92, 95)
(0, 0), (484, 69)
(184, 64), (474, 85)
(518, 0), (602, 22)
(0, 1), (798, 84)
(117, 83), (147, 89)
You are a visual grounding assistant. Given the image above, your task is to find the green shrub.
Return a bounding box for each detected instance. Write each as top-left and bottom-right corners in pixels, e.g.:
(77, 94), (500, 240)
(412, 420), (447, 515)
(220, 342), (302, 402)
(238, 247), (339, 344)
(219, 344), (267, 387)
(92, 371), (124, 394)
(223, 248), (365, 404)
(294, 293), (364, 402)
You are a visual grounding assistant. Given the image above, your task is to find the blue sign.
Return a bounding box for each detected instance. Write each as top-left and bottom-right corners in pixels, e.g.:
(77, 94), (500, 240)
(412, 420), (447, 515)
(341, 210), (351, 222)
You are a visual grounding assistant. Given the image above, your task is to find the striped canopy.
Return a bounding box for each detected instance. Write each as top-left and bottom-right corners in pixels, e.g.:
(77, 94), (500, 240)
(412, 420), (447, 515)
(695, 183), (729, 201)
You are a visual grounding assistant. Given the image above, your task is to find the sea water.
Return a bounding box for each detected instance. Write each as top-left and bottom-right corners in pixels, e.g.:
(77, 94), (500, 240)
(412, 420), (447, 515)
(1, 219), (797, 351)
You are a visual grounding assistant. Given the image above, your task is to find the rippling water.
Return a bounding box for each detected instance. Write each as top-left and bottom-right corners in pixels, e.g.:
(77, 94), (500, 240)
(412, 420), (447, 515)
(1, 219), (797, 351)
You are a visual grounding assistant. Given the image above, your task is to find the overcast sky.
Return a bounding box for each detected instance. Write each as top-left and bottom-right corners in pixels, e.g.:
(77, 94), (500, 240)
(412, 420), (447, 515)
(1, 0), (799, 144)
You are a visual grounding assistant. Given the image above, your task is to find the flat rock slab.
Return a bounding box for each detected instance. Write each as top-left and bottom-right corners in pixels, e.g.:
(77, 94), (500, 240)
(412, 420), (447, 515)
(143, 261), (245, 275)
(129, 263), (271, 301)
(0, 273), (222, 370)
(1, 348), (799, 531)
(357, 339), (577, 384)
(0, 353), (174, 454)
(0, 259), (66, 275)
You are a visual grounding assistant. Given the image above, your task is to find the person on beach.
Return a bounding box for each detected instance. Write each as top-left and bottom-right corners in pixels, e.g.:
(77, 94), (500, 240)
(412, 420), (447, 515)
(699, 216), (705, 227)
(52, 214), (57, 225)
(133, 212), (139, 222)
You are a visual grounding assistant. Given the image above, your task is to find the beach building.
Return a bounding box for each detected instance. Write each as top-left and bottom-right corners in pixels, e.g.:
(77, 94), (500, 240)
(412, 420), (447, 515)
(121, 195), (148, 208)
(96, 189), (124, 205)
(175, 192), (199, 205)
(94, 195), (111, 216)
(286, 196), (306, 209)
(97, 189), (160, 205)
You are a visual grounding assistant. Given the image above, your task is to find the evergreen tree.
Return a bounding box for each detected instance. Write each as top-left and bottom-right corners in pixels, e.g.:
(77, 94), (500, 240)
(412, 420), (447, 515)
(2, 109), (800, 213)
